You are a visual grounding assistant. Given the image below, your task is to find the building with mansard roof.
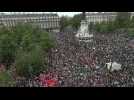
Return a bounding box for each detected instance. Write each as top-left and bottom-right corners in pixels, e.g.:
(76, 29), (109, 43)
(85, 12), (134, 24)
(85, 12), (117, 24)
(0, 13), (60, 32)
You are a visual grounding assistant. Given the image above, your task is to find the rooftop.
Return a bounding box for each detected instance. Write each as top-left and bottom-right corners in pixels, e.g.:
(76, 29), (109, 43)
(86, 12), (117, 16)
(0, 13), (59, 18)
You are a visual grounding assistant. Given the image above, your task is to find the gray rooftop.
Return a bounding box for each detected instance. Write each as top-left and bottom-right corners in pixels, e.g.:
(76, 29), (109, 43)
(0, 13), (59, 18)
(86, 12), (117, 16)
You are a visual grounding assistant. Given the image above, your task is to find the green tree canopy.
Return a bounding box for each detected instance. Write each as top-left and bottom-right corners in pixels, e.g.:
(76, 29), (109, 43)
(60, 13), (83, 32)
(60, 16), (71, 31)
(70, 13), (83, 30)
(115, 12), (131, 28)
(0, 23), (55, 69)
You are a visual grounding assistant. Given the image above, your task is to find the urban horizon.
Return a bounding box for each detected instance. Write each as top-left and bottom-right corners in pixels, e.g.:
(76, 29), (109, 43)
(0, 12), (101, 17)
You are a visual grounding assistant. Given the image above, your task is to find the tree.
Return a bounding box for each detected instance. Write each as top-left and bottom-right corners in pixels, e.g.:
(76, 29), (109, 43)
(15, 46), (46, 78)
(60, 13), (83, 32)
(94, 21), (117, 33)
(0, 23), (55, 70)
(94, 12), (131, 33)
(12, 23), (55, 78)
(0, 70), (15, 87)
(115, 12), (131, 28)
(129, 16), (134, 28)
(60, 16), (71, 31)
(107, 21), (117, 32)
(70, 13), (83, 30)
(89, 22), (96, 31)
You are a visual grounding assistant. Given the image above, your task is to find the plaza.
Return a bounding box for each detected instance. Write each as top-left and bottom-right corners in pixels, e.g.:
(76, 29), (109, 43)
(0, 12), (134, 87)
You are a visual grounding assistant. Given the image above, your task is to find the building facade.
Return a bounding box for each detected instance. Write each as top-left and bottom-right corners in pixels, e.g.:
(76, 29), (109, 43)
(130, 12), (134, 19)
(86, 12), (134, 24)
(85, 12), (117, 24)
(0, 13), (60, 32)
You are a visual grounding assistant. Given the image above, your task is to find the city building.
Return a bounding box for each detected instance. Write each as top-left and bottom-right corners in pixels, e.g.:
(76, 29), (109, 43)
(85, 12), (134, 24)
(130, 12), (134, 19)
(0, 12), (60, 32)
(85, 12), (117, 24)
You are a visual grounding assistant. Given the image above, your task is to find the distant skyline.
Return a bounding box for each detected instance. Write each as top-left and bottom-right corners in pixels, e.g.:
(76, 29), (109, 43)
(0, 12), (100, 17)
(57, 12), (82, 17)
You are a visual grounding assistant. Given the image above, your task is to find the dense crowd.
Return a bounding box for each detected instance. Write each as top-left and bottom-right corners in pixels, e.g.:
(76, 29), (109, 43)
(43, 31), (134, 87)
(14, 31), (134, 87)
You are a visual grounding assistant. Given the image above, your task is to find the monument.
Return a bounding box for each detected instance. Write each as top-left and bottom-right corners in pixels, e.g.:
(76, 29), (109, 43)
(75, 12), (93, 42)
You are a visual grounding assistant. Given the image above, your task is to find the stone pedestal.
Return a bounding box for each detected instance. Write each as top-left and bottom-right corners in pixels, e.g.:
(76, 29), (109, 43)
(75, 20), (93, 42)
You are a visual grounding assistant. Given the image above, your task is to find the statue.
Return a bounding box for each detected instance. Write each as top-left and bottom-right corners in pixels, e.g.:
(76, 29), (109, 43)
(75, 12), (93, 42)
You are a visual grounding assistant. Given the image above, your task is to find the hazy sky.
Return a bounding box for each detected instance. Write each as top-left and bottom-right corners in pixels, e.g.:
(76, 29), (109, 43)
(0, 12), (99, 17)
(0, 12), (82, 17)
(56, 12), (82, 17)
(56, 12), (98, 17)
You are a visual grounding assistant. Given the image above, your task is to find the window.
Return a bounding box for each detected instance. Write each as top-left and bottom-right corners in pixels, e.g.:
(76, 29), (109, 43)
(46, 22), (48, 28)
(50, 21), (52, 28)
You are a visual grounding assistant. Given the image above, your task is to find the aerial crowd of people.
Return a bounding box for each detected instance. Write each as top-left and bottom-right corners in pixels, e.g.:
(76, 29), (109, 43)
(43, 30), (134, 87)
(16, 30), (134, 87)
